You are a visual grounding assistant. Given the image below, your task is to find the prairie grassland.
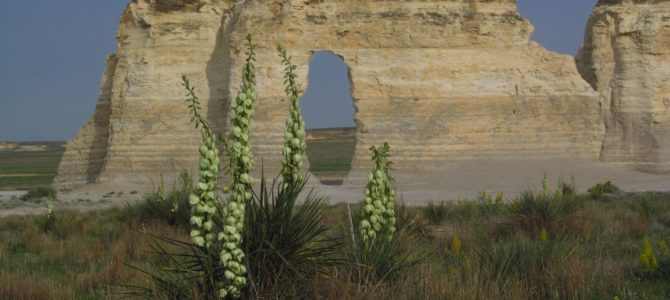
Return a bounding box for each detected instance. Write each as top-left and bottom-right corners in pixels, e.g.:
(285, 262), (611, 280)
(2, 184), (670, 299)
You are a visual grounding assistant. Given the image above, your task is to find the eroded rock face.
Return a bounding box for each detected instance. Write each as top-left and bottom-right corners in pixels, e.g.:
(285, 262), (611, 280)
(577, 0), (670, 173)
(56, 0), (605, 190)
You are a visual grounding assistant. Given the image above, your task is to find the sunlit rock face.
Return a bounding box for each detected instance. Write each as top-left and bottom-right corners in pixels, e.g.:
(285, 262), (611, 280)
(578, 0), (670, 173)
(55, 0), (606, 190)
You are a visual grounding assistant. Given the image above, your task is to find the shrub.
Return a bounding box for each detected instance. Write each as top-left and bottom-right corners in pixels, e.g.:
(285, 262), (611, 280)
(471, 236), (578, 299)
(424, 201), (450, 224)
(508, 189), (583, 237)
(588, 180), (621, 200)
(20, 186), (56, 202)
(121, 171), (193, 228)
(346, 232), (422, 290)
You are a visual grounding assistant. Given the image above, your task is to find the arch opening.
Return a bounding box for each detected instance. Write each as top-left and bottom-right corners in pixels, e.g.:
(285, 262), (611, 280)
(300, 51), (357, 186)
(516, 0), (597, 56)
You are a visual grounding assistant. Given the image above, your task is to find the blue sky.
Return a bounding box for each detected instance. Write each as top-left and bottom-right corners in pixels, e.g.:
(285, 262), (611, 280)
(0, 0), (598, 141)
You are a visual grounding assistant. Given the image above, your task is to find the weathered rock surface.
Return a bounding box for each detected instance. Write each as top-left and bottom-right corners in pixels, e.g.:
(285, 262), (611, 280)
(56, 0), (605, 190)
(577, 0), (670, 173)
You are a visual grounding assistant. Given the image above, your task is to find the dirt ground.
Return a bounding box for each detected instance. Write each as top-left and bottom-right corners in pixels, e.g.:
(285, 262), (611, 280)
(315, 159), (670, 205)
(2, 158), (669, 216)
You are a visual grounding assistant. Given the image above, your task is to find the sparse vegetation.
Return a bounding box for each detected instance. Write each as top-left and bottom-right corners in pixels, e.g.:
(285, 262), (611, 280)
(20, 186), (57, 202)
(2, 186), (670, 299)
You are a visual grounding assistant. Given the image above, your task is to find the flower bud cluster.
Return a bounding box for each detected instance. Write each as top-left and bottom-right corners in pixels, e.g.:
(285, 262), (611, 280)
(182, 75), (221, 249)
(219, 36), (257, 299)
(360, 142), (396, 247)
(277, 45), (306, 187)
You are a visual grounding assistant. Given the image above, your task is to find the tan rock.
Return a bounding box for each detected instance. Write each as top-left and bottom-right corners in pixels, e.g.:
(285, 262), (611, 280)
(55, 0), (605, 190)
(577, 0), (670, 173)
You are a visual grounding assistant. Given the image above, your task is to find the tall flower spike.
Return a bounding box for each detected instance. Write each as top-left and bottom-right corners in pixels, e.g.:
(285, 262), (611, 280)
(277, 45), (306, 188)
(218, 35), (257, 299)
(360, 142), (396, 248)
(182, 75), (221, 249)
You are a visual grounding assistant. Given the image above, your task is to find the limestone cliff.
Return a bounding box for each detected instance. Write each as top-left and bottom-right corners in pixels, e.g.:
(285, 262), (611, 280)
(577, 0), (670, 173)
(56, 0), (605, 190)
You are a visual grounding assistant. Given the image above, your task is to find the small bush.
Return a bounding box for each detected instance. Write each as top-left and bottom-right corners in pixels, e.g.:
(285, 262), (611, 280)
(20, 186), (56, 202)
(424, 201), (450, 224)
(588, 181), (621, 200)
(346, 233), (423, 290)
(120, 171), (193, 228)
(508, 190), (583, 237)
(471, 236), (578, 299)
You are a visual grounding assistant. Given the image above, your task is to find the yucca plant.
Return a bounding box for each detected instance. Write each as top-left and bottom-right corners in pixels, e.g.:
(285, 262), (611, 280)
(244, 174), (341, 297)
(277, 45), (307, 189)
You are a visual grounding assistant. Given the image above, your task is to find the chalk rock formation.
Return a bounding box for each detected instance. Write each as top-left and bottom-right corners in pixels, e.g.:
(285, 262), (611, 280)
(56, 0), (604, 190)
(578, 0), (670, 173)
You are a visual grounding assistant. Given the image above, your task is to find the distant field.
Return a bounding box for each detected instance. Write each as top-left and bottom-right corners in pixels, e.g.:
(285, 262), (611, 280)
(0, 128), (356, 190)
(305, 127), (356, 184)
(0, 142), (65, 190)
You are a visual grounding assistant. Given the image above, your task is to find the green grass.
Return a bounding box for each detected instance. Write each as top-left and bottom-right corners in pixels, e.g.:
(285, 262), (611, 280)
(0, 133), (355, 189)
(0, 142), (65, 190)
(305, 128), (356, 183)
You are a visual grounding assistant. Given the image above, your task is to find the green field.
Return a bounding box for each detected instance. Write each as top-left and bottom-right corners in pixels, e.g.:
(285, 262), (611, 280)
(0, 129), (355, 190)
(305, 127), (356, 184)
(0, 142), (65, 190)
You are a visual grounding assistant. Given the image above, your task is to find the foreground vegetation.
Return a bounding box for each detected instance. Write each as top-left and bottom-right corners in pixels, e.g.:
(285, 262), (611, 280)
(1, 181), (670, 299)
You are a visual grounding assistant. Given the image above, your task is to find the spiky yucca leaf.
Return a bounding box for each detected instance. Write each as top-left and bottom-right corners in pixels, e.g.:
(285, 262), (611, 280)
(245, 174), (341, 298)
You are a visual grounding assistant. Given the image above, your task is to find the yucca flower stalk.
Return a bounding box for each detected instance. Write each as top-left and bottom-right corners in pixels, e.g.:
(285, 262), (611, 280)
(277, 45), (306, 188)
(183, 75), (220, 249)
(360, 142), (396, 247)
(46, 197), (54, 219)
(218, 35), (257, 299)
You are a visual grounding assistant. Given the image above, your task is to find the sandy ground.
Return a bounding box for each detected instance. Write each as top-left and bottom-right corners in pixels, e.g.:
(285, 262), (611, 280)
(314, 159), (670, 205)
(1, 158), (669, 216)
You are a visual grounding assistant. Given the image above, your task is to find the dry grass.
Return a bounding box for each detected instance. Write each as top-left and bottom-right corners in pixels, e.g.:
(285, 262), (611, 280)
(0, 208), (188, 300)
(1, 189), (670, 299)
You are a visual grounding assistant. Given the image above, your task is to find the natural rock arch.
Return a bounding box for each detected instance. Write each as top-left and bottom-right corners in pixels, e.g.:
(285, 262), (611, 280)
(56, 0), (609, 191)
(301, 51), (357, 185)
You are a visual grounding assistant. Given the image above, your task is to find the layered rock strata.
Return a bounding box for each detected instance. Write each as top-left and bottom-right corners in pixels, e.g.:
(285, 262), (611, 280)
(578, 0), (670, 173)
(56, 0), (605, 190)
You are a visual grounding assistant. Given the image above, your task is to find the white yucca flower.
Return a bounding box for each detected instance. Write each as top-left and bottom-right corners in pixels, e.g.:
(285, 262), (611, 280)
(360, 142), (396, 247)
(277, 45), (306, 188)
(218, 36), (257, 299)
(183, 75), (220, 249)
